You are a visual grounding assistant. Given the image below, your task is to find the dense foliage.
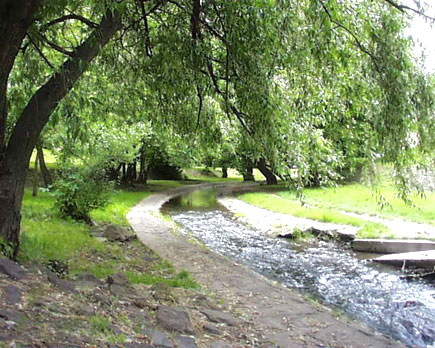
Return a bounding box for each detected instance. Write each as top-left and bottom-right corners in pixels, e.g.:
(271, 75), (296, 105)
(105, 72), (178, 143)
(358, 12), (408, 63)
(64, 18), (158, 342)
(0, 0), (434, 256)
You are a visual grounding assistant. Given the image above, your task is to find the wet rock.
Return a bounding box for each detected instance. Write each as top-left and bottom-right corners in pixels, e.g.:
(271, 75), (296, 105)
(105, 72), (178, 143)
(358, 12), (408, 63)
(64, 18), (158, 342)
(107, 272), (129, 286)
(0, 258), (26, 280)
(103, 225), (137, 242)
(174, 335), (197, 348)
(157, 306), (196, 335)
(149, 329), (174, 348)
(201, 309), (240, 326)
(4, 285), (22, 305)
(277, 232), (294, 239)
(47, 272), (76, 292)
(203, 324), (222, 335)
(208, 340), (232, 348)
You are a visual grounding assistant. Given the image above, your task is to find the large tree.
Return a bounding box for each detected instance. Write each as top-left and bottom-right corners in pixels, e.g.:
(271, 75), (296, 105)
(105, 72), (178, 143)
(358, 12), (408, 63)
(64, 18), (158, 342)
(0, 0), (434, 258)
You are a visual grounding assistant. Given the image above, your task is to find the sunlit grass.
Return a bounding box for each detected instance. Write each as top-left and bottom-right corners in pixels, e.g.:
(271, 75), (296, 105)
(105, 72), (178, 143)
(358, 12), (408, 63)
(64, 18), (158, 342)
(278, 184), (435, 225)
(238, 192), (392, 238)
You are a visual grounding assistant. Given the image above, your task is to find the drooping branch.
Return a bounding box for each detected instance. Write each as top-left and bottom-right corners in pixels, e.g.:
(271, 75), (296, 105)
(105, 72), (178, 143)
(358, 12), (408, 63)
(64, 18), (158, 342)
(382, 0), (435, 21)
(28, 34), (55, 69)
(318, 0), (381, 73)
(6, 8), (122, 171)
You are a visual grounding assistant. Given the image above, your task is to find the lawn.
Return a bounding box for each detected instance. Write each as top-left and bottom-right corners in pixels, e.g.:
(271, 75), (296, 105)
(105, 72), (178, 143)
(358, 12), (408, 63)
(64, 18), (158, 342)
(278, 184), (435, 225)
(238, 192), (392, 238)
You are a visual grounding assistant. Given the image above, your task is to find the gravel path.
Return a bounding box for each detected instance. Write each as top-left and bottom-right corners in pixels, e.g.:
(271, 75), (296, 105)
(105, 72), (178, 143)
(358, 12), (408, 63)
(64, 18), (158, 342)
(128, 183), (403, 348)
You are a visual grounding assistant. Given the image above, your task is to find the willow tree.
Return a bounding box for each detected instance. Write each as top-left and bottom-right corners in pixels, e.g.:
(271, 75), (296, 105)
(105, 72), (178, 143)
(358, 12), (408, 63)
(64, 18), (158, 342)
(1, 0), (434, 258)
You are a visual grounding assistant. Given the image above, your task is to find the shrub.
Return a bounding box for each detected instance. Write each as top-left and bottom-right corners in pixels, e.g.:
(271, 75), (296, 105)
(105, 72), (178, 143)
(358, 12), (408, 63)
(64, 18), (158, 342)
(53, 165), (112, 222)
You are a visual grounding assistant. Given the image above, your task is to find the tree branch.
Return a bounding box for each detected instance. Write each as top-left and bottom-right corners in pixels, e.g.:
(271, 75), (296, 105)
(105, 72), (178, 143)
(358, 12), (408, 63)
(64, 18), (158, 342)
(41, 14), (98, 31)
(382, 0), (435, 21)
(28, 34), (55, 69)
(6, 9), (122, 171)
(318, 0), (381, 73)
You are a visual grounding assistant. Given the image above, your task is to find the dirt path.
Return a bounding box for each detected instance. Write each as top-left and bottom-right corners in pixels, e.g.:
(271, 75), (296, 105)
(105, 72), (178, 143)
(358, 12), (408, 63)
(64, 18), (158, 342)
(128, 184), (403, 348)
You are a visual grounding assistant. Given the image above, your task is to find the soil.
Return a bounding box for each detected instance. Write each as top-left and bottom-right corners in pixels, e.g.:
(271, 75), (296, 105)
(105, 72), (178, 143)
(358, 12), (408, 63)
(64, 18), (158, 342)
(128, 184), (405, 348)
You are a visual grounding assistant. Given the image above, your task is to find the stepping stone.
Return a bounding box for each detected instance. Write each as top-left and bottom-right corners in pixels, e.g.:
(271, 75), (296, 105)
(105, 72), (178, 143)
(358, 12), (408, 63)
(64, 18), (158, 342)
(157, 306), (196, 335)
(353, 239), (435, 254)
(4, 285), (22, 305)
(0, 258), (26, 280)
(201, 309), (240, 326)
(373, 250), (435, 268)
(174, 335), (197, 348)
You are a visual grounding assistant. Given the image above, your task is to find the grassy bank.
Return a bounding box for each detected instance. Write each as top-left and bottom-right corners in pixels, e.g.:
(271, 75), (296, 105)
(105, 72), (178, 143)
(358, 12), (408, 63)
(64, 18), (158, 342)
(238, 192), (393, 239)
(19, 182), (199, 289)
(278, 184), (435, 225)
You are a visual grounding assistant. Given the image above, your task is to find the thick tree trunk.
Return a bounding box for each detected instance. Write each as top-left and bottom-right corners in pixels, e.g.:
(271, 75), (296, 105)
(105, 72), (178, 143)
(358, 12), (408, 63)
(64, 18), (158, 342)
(257, 158), (278, 185)
(222, 166), (228, 178)
(0, 1), (41, 150)
(0, 159), (27, 259)
(36, 145), (52, 187)
(0, 7), (121, 257)
(242, 164), (255, 182)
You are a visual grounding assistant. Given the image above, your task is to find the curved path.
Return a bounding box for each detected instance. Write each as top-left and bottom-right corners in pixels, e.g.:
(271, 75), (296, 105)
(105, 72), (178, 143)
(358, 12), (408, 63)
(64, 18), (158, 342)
(128, 183), (403, 348)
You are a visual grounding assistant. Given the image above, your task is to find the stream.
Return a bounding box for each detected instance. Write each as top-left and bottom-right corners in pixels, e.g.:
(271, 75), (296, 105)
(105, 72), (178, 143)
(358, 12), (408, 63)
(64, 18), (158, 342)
(162, 189), (435, 348)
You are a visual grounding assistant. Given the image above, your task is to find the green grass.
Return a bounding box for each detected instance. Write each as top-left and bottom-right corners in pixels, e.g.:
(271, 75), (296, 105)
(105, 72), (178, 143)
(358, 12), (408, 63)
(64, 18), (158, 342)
(20, 190), (105, 262)
(238, 192), (392, 238)
(126, 269), (200, 289)
(90, 191), (152, 226)
(278, 184), (435, 225)
(19, 184), (201, 291)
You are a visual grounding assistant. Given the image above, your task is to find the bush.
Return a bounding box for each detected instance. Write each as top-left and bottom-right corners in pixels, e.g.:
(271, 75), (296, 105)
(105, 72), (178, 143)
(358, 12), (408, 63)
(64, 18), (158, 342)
(53, 165), (112, 222)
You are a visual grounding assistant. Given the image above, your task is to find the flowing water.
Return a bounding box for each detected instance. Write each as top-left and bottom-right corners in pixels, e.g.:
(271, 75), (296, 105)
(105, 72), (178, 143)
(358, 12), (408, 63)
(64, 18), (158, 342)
(162, 189), (435, 348)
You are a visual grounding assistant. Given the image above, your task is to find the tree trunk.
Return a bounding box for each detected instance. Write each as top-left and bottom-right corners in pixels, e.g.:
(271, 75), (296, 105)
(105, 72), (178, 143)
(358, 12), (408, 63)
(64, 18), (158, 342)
(257, 158), (278, 185)
(36, 145), (52, 187)
(0, 159), (27, 259)
(137, 147), (148, 184)
(32, 150), (39, 197)
(0, 1), (41, 150)
(222, 166), (228, 178)
(242, 164), (255, 182)
(0, 7), (121, 257)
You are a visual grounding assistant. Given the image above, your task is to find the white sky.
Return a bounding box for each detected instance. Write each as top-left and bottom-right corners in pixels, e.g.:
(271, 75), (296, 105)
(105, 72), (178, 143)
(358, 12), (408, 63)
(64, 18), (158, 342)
(403, 0), (435, 73)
